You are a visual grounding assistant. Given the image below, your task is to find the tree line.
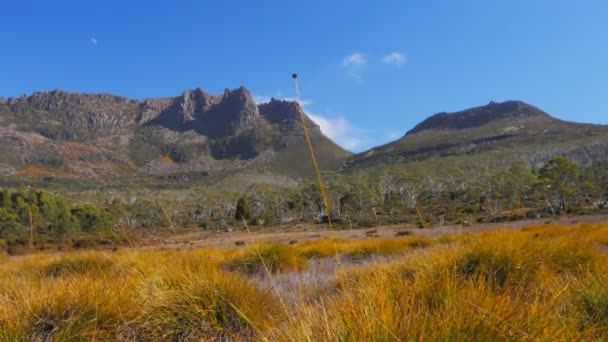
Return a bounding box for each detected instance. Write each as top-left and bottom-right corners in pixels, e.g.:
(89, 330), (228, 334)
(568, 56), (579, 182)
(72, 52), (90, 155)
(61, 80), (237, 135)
(1, 156), (606, 250)
(233, 156), (607, 228)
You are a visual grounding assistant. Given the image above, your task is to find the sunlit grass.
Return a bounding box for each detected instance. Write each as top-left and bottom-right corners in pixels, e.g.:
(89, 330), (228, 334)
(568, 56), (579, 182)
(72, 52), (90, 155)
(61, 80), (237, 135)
(1, 222), (608, 340)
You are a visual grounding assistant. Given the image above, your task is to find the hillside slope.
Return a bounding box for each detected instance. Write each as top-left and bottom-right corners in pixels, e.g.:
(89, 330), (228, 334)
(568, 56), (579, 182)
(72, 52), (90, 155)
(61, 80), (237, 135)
(343, 101), (608, 171)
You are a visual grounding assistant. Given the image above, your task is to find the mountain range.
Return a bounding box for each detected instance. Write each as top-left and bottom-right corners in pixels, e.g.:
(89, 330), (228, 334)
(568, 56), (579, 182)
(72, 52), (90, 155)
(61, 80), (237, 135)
(0, 87), (349, 182)
(1, 87), (607, 185)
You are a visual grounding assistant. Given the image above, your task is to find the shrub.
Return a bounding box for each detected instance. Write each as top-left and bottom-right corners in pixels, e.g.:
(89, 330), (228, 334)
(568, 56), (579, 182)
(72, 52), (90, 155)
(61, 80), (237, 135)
(356, 217), (377, 228)
(0, 208), (23, 238)
(72, 236), (99, 249)
(71, 204), (110, 232)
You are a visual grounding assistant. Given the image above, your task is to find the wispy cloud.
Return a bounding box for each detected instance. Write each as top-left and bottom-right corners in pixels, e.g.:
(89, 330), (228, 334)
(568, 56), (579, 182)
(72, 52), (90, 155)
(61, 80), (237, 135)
(90, 37), (97, 46)
(382, 52), (407, 67)
(342, 53), (367, 79)
(342, 53), (367, 68)
(255, 87), (378, 151)
(307, 112), (372, 151)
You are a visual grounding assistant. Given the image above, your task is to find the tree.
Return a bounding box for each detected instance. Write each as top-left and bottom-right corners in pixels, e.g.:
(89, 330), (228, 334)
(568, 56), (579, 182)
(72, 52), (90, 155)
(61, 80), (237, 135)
(0, 208), (23, 238)
(505, 161), (538, 217)
(71, 204), (110, 232)
(50, 203), (79, 235)
(539, 156), (580, 212)
(0, 189), (12, 208)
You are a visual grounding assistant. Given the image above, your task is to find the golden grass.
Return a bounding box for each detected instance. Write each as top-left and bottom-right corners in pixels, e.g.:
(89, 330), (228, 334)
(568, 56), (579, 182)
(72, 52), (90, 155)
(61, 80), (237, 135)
(226, 242), (307, 274)
(1, 222), (608, 340)
(296, 235), (433, 260)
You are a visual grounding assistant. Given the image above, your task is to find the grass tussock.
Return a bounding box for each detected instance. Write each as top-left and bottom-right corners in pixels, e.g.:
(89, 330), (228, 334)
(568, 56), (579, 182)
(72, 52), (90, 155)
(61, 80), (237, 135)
(226, 242), (307, 274)
(1, 222), (608, 340)
(136, 269), (285, 340)
(296, 235), (433, 260)
(43, 253), (117, 277)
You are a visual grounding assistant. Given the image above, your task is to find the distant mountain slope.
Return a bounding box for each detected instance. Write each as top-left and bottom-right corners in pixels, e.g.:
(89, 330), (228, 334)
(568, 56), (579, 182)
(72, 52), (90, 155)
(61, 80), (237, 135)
(0, 87), (350, 182)
(343, 101), (608, 170)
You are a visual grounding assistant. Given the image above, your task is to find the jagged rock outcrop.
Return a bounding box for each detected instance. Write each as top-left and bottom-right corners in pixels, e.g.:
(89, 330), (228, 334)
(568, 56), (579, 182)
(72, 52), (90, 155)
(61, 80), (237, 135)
(0, 86), (350, 181)
(259, 98), (319, 133)
(199, 87), (263, 137)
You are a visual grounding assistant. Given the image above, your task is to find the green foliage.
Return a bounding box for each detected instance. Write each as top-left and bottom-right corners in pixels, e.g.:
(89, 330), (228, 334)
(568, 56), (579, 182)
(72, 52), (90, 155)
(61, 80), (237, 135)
(1, 155), (606, 249)
(235, 197), (252, 221)
(540, 156), (581, 212)
(71, 204), (110, 232)
(0, 188), (115, 242)
(0, 208), (23, 237)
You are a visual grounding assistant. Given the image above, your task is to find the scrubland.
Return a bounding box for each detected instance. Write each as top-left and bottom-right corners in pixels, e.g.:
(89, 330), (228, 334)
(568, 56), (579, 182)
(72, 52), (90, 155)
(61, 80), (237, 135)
(1, 222), (608, 341)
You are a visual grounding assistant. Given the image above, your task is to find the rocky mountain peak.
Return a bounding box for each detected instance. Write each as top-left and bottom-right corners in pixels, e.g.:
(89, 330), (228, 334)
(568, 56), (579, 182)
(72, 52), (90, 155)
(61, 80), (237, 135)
(406, 100), (551, 135)
(200, 86), (261, 137)
(177, 88), (221, 122)
(259, 99), (319, 133)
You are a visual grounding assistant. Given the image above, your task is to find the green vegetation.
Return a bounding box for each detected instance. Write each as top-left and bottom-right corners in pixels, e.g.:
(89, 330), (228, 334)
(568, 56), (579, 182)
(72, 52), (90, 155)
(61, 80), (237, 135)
(0, 188), (123, 253)
(1, 155), (607, 255)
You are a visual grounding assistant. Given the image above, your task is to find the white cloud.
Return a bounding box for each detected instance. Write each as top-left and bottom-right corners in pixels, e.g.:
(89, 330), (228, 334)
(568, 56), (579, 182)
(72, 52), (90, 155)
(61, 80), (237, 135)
(90, 37), (97, 45)
(382, 52), (407, 67)
(342, 53), (367, 79)
(342, 53), (367, 68)
(307, 112), (372, 151)
(255, 90), (374, 151)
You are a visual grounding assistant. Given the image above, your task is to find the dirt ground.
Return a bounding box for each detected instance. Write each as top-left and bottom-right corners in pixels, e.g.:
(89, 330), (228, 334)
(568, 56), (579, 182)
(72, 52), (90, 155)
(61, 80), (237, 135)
(137, 214), (608, 250)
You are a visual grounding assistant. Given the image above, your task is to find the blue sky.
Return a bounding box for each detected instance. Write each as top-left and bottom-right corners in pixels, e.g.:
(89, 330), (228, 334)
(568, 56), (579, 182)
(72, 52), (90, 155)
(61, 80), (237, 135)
(1, 1), (607, 152)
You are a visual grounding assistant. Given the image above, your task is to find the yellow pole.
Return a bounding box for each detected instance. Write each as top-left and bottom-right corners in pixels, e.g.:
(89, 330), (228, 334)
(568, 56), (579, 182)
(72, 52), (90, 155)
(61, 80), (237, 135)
(292, 73), (333, 229)
(27, 205), (34, 249)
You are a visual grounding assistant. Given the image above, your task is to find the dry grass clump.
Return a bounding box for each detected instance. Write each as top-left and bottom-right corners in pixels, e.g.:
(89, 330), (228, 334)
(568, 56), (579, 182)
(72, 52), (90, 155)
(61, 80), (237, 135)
(43, 253), (117, 277)
(2, 222), (608, 340)
(575, 274), (608, 329)
(136, 268), (285, 341)
(226, 242), (307, 274)
(295, 236), (433, 261)
(344, 237), (432, 261)
(0, 249), (284, 341)
(0, 271), (138, 341)
(296, 237), (348, 258)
